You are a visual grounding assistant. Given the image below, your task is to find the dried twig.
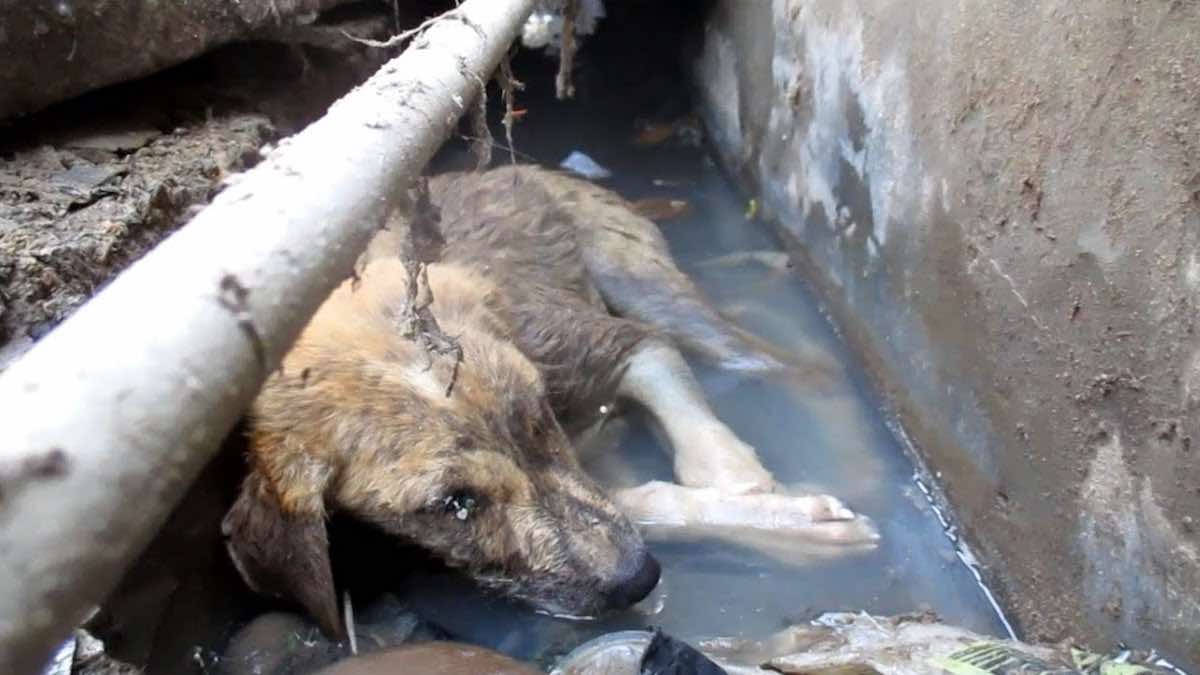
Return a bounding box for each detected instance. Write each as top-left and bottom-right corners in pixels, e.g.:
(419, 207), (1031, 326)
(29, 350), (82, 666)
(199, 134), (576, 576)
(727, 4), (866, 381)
(497, 50), (525, 166)
(398, 180), (463, 396)
(343, 591), (358, 655)
(469, 80), (493, 170)
(343, 5), (481, 49)
(555, 0), (579, 99)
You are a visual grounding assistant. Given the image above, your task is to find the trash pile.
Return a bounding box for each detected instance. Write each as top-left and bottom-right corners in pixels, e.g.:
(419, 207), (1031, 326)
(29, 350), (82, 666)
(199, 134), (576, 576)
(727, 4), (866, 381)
(553, 613), (1185, 675)
(46, 608), (1187, 675)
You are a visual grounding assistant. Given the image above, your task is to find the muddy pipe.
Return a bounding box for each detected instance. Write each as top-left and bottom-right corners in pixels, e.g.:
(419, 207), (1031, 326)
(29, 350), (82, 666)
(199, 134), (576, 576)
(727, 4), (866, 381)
(0, 0), (536, 671)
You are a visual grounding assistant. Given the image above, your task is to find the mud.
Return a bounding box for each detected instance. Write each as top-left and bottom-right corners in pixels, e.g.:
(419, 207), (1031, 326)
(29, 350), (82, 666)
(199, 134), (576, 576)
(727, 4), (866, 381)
(0, 114), (272, 365)
(0, 7), (400, 370)
(693, 0), (1200, 668)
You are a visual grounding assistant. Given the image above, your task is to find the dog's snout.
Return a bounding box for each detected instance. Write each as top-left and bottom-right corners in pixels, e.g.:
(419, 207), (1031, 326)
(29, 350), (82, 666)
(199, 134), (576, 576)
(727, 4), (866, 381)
(602, 549), (661, 609)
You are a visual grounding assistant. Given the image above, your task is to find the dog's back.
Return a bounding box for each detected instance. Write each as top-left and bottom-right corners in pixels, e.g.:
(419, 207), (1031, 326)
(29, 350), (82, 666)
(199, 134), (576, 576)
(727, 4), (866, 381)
(427, 165), (835, 377)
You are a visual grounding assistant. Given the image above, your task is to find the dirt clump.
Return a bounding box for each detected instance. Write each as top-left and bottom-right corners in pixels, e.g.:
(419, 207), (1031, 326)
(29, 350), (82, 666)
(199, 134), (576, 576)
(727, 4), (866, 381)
(0, 5), (403, 369)
(0, 114), (273, 367)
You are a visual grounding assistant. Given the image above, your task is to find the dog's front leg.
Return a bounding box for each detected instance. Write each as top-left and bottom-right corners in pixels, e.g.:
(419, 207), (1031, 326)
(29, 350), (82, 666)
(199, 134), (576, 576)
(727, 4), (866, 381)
(612, 340), (879, 557)
(616, 340), (777, 494)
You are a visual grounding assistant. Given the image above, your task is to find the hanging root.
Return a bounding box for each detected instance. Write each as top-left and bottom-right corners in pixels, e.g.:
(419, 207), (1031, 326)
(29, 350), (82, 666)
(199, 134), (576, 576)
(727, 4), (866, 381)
(555, 0), (579, 99)
(342, 4), (482, 49)
(398, 179), (463, 396)
(497, 50), (525, 166)
(469, 79), (493, 170)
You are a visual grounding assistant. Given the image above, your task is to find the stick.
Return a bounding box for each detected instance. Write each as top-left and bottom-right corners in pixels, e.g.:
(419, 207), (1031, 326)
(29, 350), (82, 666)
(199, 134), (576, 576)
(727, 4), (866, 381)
(497, 50), (524, 166)
(0, 1), (536, 672)
(555, 0), (579, 99)
(397, 180), (463, 396)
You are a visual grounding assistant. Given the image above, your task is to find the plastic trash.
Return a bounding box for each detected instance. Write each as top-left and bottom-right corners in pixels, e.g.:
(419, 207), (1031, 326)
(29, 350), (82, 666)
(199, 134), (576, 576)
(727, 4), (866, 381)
(551, 630), (727, 675)
(640, 630), (727, 675)
(631, 198), (690, 222)
(559, 150), (612, 180)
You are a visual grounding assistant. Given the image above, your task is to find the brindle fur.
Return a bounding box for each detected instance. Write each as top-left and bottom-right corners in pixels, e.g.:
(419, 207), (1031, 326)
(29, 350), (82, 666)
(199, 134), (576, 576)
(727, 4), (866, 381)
(223, 165), (867, 638)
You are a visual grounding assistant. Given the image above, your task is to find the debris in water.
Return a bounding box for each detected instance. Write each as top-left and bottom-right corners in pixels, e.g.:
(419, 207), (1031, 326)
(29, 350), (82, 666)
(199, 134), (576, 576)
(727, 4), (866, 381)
(640, 630), (727, 674)
(633, 115), (703, 148)
(632, 197), (690, 222)
(633, 123), (675, 147)
(552, 630), (726, 675)
(744, 198), (759, 220)
(698, 250), (792, 273)
(559, 150), (611, 180)
(46, 629), (144, 674)
(343, 591), (358, 656)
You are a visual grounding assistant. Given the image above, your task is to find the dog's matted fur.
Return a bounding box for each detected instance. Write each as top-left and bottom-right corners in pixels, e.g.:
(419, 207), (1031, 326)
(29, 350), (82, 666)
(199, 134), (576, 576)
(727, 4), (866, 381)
(222, 166), (878, 637)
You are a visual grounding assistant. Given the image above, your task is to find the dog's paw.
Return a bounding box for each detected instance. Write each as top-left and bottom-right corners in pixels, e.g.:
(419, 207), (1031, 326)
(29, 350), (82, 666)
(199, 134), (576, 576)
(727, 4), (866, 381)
(615, 482), (880, 563)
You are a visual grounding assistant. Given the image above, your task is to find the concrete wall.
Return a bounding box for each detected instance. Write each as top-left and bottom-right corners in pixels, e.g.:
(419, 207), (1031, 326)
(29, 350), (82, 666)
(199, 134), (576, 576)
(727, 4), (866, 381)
(693, 0), (1200, 667)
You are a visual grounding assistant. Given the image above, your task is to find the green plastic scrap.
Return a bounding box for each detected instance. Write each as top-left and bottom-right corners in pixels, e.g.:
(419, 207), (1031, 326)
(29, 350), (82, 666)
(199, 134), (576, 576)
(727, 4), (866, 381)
(930, 641), (1073, 675)
(1071, 648), (1159, 675)
(930, 642), (1165, 675)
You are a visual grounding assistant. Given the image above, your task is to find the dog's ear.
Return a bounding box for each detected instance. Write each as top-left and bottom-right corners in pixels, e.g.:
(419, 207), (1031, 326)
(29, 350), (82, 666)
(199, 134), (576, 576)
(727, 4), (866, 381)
(222, 466), (343, 639)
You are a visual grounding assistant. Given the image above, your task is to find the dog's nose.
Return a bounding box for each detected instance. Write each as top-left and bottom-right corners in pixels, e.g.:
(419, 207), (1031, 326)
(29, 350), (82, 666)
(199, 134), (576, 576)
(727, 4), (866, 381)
(603, 550), (661, 609)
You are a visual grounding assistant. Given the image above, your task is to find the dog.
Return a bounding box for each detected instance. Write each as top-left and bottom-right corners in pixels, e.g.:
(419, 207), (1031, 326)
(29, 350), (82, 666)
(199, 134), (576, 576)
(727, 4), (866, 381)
(222, 165), (878, 638)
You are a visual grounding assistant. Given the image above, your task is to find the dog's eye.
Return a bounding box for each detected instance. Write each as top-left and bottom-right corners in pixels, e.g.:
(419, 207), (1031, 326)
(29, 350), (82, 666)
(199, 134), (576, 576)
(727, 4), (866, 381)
(440, 490), (479, 522)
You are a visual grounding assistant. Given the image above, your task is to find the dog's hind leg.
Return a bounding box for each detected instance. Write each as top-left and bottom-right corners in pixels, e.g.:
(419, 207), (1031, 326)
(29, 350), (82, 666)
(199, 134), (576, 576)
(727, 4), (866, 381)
(564, 186), (838, 380)
(615, 339), (773, 493)
(581, 226), (789, 372)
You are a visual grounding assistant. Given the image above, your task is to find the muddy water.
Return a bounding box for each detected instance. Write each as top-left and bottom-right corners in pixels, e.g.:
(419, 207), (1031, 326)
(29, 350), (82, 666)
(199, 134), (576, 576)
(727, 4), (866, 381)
(398, 120), (1011, 665)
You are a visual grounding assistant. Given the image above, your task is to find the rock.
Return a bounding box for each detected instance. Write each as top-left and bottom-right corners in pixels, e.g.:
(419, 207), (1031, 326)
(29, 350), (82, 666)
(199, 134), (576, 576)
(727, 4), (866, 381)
(61, 129), (164, 155)
(312, 643), (542, 675)
(219, 597), (457, 675)
(219, 612), (339, 675)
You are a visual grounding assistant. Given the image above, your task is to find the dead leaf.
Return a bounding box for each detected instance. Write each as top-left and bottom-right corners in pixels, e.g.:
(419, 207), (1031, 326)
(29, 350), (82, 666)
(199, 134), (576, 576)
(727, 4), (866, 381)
(633, 197), (690, 222)
(634, 123), (676, 146)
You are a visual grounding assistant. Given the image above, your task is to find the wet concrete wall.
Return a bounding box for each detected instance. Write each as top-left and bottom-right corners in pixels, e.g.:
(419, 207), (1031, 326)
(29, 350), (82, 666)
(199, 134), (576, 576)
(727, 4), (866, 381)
(692, 0), (1200, 667)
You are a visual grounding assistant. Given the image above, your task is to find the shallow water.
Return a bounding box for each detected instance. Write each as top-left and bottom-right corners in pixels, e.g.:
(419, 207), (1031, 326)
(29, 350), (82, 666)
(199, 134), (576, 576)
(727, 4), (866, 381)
(393, 108), (1011, 665)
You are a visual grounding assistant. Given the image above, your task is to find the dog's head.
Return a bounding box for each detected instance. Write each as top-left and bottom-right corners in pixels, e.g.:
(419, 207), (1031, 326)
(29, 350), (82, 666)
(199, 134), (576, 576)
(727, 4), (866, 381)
(222, 263), (658, 636)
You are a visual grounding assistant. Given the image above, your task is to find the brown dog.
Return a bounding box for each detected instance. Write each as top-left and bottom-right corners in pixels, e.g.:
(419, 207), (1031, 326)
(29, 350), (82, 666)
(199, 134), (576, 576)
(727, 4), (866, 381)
(222, 166), (877, 637)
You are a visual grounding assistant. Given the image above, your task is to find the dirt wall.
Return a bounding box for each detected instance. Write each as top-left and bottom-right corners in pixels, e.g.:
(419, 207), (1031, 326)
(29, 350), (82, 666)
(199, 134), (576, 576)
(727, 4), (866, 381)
(693, 0), (1200, 668)
(0, 11), (398, 369)
(0, 0), (347, 121)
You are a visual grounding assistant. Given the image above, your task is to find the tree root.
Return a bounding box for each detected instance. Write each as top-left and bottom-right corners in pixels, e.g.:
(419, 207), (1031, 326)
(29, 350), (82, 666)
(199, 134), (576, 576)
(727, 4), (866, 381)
(497, 50), (525, 166)
(555, 0), (579, 99)
(397, 179), (462, 397)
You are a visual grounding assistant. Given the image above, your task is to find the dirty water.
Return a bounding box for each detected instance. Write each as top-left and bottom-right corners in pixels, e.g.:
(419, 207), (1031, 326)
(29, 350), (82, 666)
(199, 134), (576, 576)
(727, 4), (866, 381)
(380, 111), (1013, 667)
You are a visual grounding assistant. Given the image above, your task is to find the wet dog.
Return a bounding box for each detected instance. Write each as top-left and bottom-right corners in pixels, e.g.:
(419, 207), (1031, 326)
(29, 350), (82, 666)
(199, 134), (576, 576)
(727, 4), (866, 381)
(222, 166), (877, 637)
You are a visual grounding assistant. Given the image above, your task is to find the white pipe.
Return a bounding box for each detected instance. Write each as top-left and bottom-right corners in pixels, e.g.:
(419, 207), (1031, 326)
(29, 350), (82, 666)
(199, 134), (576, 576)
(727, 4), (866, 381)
(0, 0), (535, 671)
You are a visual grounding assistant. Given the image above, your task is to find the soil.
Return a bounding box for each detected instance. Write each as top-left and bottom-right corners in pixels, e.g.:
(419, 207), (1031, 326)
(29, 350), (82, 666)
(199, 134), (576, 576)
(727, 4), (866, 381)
(0, 6), (404, 370)
(0, 113), (273, 365)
